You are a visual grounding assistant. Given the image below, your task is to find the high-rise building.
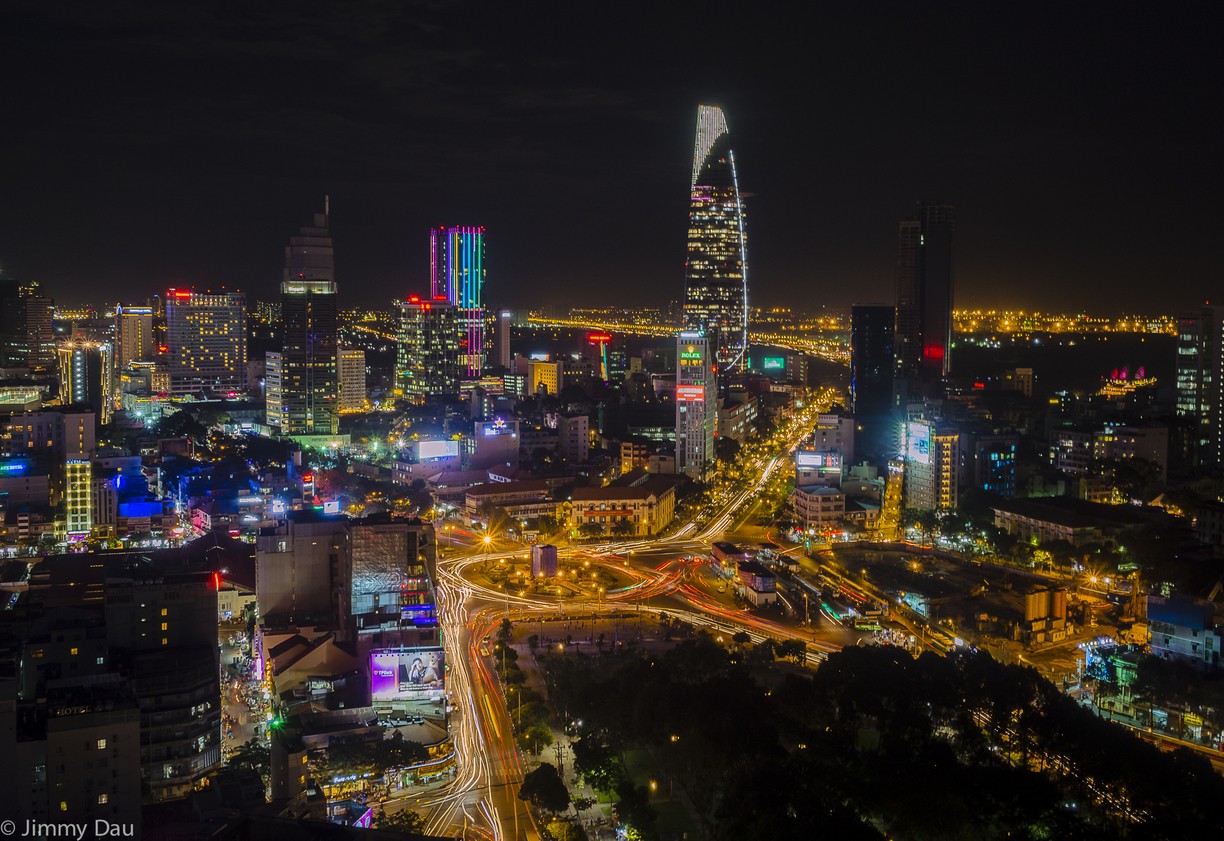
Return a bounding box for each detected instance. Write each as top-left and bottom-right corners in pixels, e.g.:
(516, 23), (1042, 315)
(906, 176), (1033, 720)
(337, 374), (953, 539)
(850, 305), (896, 466)
(0, 278), (55, 373)
(903, 418), (959, 511)
(528, 359), (564, 396)
(279, 202), (339, 435)
(431, 226), (486, 377)
(396, 296), (463, 403)
(1176, 305), (1224, 470)
(265, 351), (283, 427)
(338, 345), (366, 412)
(495, 309), (512, 370)
(675, 332), (716, 479)
(683, 105), (748, 373)
(65, 456), (92, 536)
(57, 339), (114, 424)
(115, 305), (154, 369)
(347, 514), (436, 616)
(164, 289), (247, 396)
(895, 202), (955, 379)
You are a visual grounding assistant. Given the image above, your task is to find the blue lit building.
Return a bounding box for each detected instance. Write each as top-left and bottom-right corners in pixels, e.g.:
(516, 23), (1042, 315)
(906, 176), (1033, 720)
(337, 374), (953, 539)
(430, 226), (486, 378)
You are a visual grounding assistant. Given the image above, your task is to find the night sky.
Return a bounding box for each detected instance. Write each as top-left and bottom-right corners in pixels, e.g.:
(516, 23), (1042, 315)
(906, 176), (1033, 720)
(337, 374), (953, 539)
(1, 2), (1219, 313)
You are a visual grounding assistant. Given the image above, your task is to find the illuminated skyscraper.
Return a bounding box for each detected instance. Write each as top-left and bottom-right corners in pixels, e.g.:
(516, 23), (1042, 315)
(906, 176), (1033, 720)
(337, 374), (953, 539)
(396, 296), (463, 404)
(56, 339), (115, 425)
(430, 226), (486, 377)
(115, 305), (154, 369)
(338, 345), (366, 412)
(675, 332), (716, 479)
(164, 289), (247, 396)
(684, 105), (748, 372)
(278, 201), (339, 436)
(895, 202), (955, 379)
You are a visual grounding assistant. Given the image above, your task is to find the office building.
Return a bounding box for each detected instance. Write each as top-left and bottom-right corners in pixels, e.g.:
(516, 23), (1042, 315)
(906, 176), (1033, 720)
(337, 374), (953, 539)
(528, 359), (564, 396)
(56, 339), (114, 424)
(396, 296), (463, 403)
(495, 309), (512, 369)
(338, 346), (366, 412)
(64, 456), (92, 536)
(684, 105), (748, 372)
(1176, 305), (1224, 470)
(264, 351), (283, 427)
(348, 514), (436, 617)
(164, 289), (247, 396)
(559, 413), (589, 464)
(278, 203), (339, 435)
(675, 332), (716, 479)
(850, 304), (896, 466)
(431, 225), (486, 377)
(255, 510), (348, 622)
(115, 305), (155, 369)
(895, 202), (955, 379)
(903, 418), (959, 511)
(0, 278), (55, 373)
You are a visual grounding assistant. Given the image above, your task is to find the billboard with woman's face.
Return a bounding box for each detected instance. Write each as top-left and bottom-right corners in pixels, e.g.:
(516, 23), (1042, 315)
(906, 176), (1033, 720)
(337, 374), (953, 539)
(370, 648), (445, 700)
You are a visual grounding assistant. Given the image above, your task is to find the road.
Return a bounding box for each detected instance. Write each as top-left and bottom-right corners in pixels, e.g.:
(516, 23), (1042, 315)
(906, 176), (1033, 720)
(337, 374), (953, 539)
(401, 392), (841, 839)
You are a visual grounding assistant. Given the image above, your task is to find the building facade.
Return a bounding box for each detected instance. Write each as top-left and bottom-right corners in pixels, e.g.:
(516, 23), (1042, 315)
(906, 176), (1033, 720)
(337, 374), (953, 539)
(338, 345), (366, 413)
(850, 304), (896, 466)
(431, 226), (486, 377)
(675, 332), (716, 479)
(164, 290), (247, 396)
(895, 202), (955, 379)
(397, 297), (463, 403)
(903, 419), (959, 511)
(683, 105), (748, 372)
(57, 340), (114, 424)
(115, 305), (155, 369)
(1176, 305), (1224, 471)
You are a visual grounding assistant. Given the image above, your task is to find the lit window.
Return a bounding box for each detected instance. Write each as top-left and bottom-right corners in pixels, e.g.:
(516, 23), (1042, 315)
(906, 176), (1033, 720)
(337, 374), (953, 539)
(97, 793), (108, 805)
(96, 738), (107, 749)
(70, 647), (78, 656)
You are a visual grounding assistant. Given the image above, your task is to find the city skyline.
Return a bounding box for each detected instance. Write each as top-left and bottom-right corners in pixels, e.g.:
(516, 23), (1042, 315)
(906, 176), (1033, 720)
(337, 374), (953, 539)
(1, 4), (1220, 313)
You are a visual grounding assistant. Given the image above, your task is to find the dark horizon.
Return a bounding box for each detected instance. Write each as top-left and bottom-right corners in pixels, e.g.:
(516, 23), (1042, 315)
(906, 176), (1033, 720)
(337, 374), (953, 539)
(1, 3), (1219, 314)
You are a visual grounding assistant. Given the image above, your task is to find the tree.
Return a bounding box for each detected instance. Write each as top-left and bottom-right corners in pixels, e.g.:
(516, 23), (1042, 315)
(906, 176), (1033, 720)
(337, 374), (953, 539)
(577, 522), (606, 539)
(610, 518), (636, 538)
(519, 762), (570, 814)
(229, 737), (270, 782)
(777, 638), (807, 665)
(373, 807), (427, 833)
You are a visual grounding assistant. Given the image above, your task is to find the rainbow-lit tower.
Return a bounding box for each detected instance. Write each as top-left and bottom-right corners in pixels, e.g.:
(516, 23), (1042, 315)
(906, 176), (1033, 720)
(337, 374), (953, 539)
(430, 226), (486, 378)
(683, 105), (748, 373)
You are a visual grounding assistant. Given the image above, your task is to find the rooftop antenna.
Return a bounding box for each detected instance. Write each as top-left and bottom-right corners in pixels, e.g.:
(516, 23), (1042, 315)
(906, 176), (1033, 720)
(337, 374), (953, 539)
(324, 194), (330, 225)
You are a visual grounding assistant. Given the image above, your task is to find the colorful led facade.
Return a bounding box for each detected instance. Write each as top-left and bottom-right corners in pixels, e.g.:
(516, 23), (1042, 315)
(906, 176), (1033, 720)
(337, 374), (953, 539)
(684, 105), (748, 373)
(430, 226), (486, 377)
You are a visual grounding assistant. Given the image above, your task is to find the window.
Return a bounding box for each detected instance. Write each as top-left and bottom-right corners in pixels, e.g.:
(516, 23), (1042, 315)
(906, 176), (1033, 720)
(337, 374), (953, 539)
(162, 638), (168, 646)
(70, 647), (78, 655)
(97, 738), (107, 749)
(97, 794), (108, 805)
(60, 801), (68, 812)
(161, 623), (168, 631)
(161, 608), (168, 616)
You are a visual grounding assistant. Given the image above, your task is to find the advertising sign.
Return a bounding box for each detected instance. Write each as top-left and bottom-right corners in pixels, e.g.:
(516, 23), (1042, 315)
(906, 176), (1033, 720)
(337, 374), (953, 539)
(762, 357), (785, 370)
(906, 422), (931, 465)
(370, 648), (446, 701)
(676, 384), (706, 402)
(795, 450), (840, 469)
(418, 439), (460, 460)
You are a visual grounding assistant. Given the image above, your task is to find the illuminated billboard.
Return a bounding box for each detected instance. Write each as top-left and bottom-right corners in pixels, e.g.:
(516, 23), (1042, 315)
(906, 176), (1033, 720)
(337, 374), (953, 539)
(762, 357), (785, 371)
(795, 450), (840, 469)
(418, 439), (460, 460)
(676, 384), (706, 402)
(905, 422), (931, 465)
(370, 648), (445, 701)
(478, 417), (517, 437)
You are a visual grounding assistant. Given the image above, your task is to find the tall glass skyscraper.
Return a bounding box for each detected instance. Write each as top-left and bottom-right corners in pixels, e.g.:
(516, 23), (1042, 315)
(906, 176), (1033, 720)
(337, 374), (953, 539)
(684, 105), (748, 373)
(430, 226), (486, 378)
(850, 304), (896, 465)
(895, 202), (955, 379)
(276, 200), (339, 436)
